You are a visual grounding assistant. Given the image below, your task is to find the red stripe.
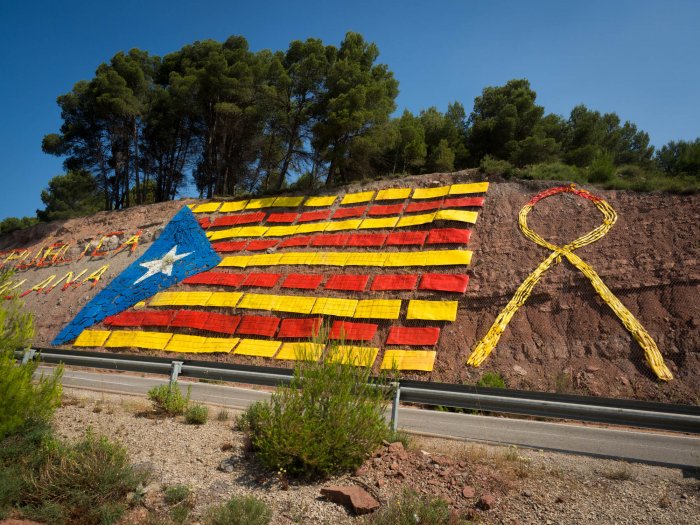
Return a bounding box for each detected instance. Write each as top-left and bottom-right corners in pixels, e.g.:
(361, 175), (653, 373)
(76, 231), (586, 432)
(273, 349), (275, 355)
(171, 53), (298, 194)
(310, 234), (351, 247)
(266, 212), (298, 223)
(325, 274), (369, 291)
(419, 273), (469, 293)
(204, 312), (241, 335)
(281, 274), (324, 290)
(425, 228), (471, 245)
(237, 315), (280, 337)
(277, 317), (322, 338)
(386, 231), (427, 246)
(330, 321), (378, 341)
(406, 200), (443, 213)
(171, 310), (210, 330)
(198, 217), (211, 229)
(368, 203), (404, 216)
(241, 273), (281, 288)
(278, 236), (312, 248)
(298, 210), (331, 222)
(245, 240), (278, 251)
(212, 241), (247, 253)
(386, 326), (440, 346)
(212, 212), (266, 227)
(332, 206), (366, 219)
(346, 233), (387, 247)
(183, 272), (245, 287)
(104, 310), (175, 327)
(442, 197), (485, 208)
(370, 274), (418, 291)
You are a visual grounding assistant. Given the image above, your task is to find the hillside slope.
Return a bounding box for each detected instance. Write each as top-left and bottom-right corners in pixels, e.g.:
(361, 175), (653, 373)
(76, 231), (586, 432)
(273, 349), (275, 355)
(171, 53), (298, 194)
(2, 173), (698, 403)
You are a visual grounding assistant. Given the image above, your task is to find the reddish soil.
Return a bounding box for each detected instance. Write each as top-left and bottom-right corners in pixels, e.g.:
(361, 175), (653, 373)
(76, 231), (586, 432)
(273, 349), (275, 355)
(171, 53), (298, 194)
(3, 172), (698, 404)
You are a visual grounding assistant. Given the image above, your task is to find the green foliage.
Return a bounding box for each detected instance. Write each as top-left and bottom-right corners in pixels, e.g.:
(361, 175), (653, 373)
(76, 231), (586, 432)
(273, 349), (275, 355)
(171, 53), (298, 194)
(184, 404), (208, 425)
(0, 272), (63, 440)
(588, 152), (616, 183)
(479, 154), (514, 178)
(216, 408), (230, 421)
(239, 346), (391, 479)
(147, 383), (190, 416)
(521, 161), (586, 183)
(20, 430), (150, 525)
(203, 495), (272, 525)
(656, 138), (700, 178)
(36, 170), (102, 222)
(476, 371), (506, 389)
(0, 216), (39, 237)
(366, 488), (472, 525)
(386, 430), (411, 449)
(163, 484), (190, 505)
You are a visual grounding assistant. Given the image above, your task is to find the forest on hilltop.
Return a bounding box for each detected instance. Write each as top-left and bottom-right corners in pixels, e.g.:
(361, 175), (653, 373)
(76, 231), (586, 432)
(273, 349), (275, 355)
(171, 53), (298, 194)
(2, 32), (699, 235)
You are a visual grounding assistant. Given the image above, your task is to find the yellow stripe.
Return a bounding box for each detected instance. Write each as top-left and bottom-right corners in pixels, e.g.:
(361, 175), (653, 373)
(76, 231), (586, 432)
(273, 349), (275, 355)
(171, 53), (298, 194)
(165, 334), (238, 353)
(327, 345), (379, 367)
(449, 182), (489, 195)
(341, 191), (375, 204)
(354, 299), (402, 319)
(413, 186), (449, 199)
(304, 195), (336, 207)
(234, 339), (281, 357)
(150, 291), (213, 307)
(273, 196), (305, 207)
(376, 188), (412, 200)
(192, 202), (221, 213)
(380, 350), (436, 371)
(105, 330), (172, 350)
(245, 197), (277, 209)
(205, 292), (243, 308)
(219, 249), (471, 268)
(74, 330), (111, 347)
(219, 200), (248, 212)
(276, 342), (324, 361)
(311, 297), (358, 317)
(406, 300), (458, 322)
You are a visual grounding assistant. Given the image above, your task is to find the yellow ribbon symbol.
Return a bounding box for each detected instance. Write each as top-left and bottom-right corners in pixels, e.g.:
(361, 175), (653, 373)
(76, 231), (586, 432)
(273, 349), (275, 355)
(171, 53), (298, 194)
(468, 185), (673, 381)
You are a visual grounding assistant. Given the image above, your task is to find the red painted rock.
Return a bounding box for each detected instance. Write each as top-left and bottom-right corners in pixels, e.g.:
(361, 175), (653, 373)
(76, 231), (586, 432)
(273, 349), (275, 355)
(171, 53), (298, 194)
(462, 485), (476, 498)
(321, 485), (380, 515)
(478, 494), (496, 510)
(388, 441), (405, 454)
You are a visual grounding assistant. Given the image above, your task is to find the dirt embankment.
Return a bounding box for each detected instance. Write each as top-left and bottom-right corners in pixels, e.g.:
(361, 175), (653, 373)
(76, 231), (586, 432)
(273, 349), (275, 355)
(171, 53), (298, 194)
(3, 175), (698, 403)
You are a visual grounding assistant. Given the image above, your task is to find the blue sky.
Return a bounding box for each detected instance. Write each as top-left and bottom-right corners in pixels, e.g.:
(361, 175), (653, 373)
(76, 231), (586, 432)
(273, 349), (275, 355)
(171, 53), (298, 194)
(1, 0), (698, 220)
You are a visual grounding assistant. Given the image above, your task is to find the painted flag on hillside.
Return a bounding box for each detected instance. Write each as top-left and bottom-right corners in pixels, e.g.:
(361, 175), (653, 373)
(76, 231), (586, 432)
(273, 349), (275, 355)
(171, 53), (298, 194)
(52, 207), (221, 344)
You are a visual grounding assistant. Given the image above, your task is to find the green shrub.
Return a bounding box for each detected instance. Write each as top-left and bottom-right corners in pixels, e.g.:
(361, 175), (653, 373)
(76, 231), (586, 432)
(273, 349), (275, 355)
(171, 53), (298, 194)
(21, 430), (150, 525)
(164, 484), (190, 505)
(479, 154), (515, 178)
(204, 494), (272, 525)
(239, 345), (391, 479)
(521, 161), (586, 183)
(588, 152), (616, 183)
(185, 404), (208, 425)
(147, 383), (190, 416)
(386, 430), (411, 449)
(366, 488), (471, 524)
(216, 409), (230, 421)
(476, 371), (506, 389)
(0, 270), (63, 440)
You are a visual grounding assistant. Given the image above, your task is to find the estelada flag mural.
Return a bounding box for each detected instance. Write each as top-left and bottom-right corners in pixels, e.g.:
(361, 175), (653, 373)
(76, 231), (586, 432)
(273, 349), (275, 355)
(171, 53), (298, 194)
(53, 182), (487, 371)
(49, 182), (672, 380)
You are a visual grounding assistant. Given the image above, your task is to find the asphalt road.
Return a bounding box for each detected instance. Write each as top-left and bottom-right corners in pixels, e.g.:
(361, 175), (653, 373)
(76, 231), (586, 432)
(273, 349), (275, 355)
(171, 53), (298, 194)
(42, 366), (700, 469)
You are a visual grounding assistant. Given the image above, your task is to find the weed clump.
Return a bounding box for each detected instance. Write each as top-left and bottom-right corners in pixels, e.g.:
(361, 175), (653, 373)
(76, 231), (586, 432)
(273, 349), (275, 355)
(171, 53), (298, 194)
(147, 383), (191, 416)
(185, 404), (209, 425)
(203, 494), (272, 525)
(366, 488), (472, 524)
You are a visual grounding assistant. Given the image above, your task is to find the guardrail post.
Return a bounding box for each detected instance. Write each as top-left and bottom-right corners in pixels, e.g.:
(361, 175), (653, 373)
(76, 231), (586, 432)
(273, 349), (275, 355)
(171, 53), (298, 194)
(390, 382), (400, 432)
(21, 348), (37, 365)
(169, 361), (183, 387)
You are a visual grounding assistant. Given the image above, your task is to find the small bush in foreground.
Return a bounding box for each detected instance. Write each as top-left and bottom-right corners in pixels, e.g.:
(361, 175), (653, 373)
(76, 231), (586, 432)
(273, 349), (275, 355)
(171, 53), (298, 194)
(185, 404), (208, 425)
(21, 430), (150, 525)
(204, 494), (272, 525)
(476, 371), (506, 389)
(239, 344), (392, 479)
(479, 155), (514, 178)
(366, 488), (472, 524)
(386, 430), (411, 449)
(148, 383), (190, 416)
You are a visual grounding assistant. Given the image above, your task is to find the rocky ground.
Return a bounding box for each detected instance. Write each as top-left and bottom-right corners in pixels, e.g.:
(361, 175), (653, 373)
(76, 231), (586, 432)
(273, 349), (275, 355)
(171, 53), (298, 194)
(18, 388), (695, 525)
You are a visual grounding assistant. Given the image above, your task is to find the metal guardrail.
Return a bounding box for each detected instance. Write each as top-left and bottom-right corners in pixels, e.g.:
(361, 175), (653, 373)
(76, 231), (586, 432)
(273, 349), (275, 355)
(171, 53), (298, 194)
(19, 347), (700, 434)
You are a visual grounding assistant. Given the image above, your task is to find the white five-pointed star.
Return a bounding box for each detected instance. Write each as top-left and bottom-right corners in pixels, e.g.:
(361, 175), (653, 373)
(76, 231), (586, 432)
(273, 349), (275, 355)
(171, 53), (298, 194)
(133, 245), (192, 285)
